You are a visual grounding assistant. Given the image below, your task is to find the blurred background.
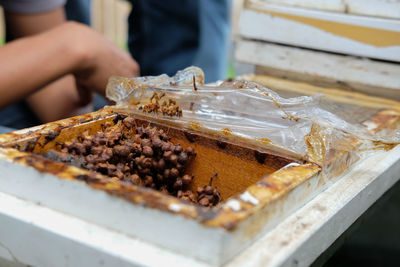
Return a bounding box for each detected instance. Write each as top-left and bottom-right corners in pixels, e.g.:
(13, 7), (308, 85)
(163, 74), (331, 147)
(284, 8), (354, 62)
(0, 0), (133, 47)
(0, 0), (399, 266)
(0, 0), (248, 80)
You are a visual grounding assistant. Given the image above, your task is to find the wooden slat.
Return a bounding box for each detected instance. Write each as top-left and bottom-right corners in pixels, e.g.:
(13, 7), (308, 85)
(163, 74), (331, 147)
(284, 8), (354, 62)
(0, 7), (4, 45)
(254, 0), (345, 12)
(91, 0), (131, 47)
(240, 74), (400, 111)
(252, 0), (400, 19)
(344, 0), (400, 20)
(240, 2), (400, 61)
(228, 145), (400, 267)
(115, 0), (131, 48)
(231, 0), (245, 40)
(235, 39), (400, 100)
(91, 0), (104, 33)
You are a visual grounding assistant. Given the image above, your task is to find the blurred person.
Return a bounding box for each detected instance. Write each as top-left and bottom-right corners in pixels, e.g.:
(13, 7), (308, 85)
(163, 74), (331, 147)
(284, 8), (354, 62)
(78, 0), (232, 113)
(64, 0), (110, 111)
(0, 0), (139, 130)
(65, 0), (91, 25)
(128, 0), (231, 83)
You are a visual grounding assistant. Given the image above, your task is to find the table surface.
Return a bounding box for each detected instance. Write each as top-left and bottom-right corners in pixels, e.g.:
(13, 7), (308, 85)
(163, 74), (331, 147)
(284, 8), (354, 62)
(0, 145), (399, 267)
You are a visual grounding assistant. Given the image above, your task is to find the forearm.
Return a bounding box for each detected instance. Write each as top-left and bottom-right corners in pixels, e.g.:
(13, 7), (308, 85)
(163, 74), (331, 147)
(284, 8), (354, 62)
(25, 75), (93, 123)
(0, 22), (84, 109)
(5, 8), (66, 38)
(4, 8), (94, 122)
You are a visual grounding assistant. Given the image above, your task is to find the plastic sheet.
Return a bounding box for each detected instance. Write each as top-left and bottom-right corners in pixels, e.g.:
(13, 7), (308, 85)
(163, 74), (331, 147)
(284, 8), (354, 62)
(106, 66), (400, 172)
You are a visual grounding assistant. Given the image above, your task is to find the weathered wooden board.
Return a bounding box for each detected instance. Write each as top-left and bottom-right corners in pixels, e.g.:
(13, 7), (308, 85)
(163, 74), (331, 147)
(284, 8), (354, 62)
(255, 0), (400, 19)
(239, 73), (400, 111)
(240, 1), (400, 61)
(345, 0), (400, 19)
(227, 145), (400, 267)
(0, 108), (323, 266)
(91, 0), (131, 46)
(1, 145), (399, 267)
(255, 0), (345, 12)
(235, 39), (400, 100)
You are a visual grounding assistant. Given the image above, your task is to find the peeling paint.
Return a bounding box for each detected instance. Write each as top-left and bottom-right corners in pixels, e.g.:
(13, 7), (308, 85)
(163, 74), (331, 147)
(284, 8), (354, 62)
(1, 106), (387, 232)
(240, 191), (260, 205)
(225, 199), (241, 211)
(169, 203), (182, 212)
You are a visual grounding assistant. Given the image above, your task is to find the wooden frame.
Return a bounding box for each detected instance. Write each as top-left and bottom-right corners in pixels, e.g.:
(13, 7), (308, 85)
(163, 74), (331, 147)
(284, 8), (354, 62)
(0, 81), (398, 265)
(8, 101), (384, 265)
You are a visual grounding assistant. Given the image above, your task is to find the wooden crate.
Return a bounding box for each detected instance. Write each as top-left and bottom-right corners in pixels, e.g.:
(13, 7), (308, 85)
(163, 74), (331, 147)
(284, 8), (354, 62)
(235, 0), (400, 100)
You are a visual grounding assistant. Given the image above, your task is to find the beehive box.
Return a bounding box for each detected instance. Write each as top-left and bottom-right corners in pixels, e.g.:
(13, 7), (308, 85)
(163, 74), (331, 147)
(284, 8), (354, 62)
(0, 102), (396, 265)
(235, 0), (400, 100)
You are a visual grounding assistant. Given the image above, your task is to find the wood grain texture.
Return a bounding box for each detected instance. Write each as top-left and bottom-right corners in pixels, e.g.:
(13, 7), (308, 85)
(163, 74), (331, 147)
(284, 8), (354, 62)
(235, 39), (400, 100)
(239, 73), (400, 110)
(240, 2), (400, 61)
(253, 0), (400, 19)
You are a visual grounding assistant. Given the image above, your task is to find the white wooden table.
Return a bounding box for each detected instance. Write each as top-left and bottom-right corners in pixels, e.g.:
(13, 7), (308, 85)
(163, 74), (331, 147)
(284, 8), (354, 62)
(0, 145), (399, 267)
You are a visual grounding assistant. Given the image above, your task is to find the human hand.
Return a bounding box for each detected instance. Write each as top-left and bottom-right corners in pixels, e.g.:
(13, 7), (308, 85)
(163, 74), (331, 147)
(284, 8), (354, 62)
(63, 22), (140, 101)
(0, 21), (139, 109)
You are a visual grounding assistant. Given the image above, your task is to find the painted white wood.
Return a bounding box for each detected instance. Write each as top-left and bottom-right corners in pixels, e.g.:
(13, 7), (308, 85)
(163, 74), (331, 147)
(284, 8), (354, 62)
(0, 192), (207, 267)
(102, 0), (117, 42)
(91, 0), (131, 45)
(0, 154), (226, 265)
(1, 146), (399, 267)
(115, 0), (131, 46)
(239, 4), (400, 61)
(246, 1), (400, 30)
(252, 0), (400, 19)
(346, 0), (400, 19)
(227, 145), (400, 267)
(235, 39), (400, 100)
(254, 0), (345, 12)
(0, 149), (330, 266)
(232, 0), (245, 40)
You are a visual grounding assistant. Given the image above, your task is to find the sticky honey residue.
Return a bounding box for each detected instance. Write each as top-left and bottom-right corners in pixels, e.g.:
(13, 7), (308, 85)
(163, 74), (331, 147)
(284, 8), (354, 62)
(259, 87), (300, 122)
(188, 121), (202, 130)
(105, 183), (121, 190)
(221, 128), (233, 136)
(371, 141), (397, 151)
(256, 138), (273, 145)
(367, 113), (400, 134)
(118, 79), (146, 105)
(281, 114), (300, 122)
(264, 92), (281, 109)
(304, 123), (364, 167)
(304, 124), (328, 166)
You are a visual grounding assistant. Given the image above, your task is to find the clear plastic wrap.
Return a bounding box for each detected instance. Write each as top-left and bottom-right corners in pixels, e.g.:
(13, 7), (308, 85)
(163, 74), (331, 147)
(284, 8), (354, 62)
(106, 66), (400, 172)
